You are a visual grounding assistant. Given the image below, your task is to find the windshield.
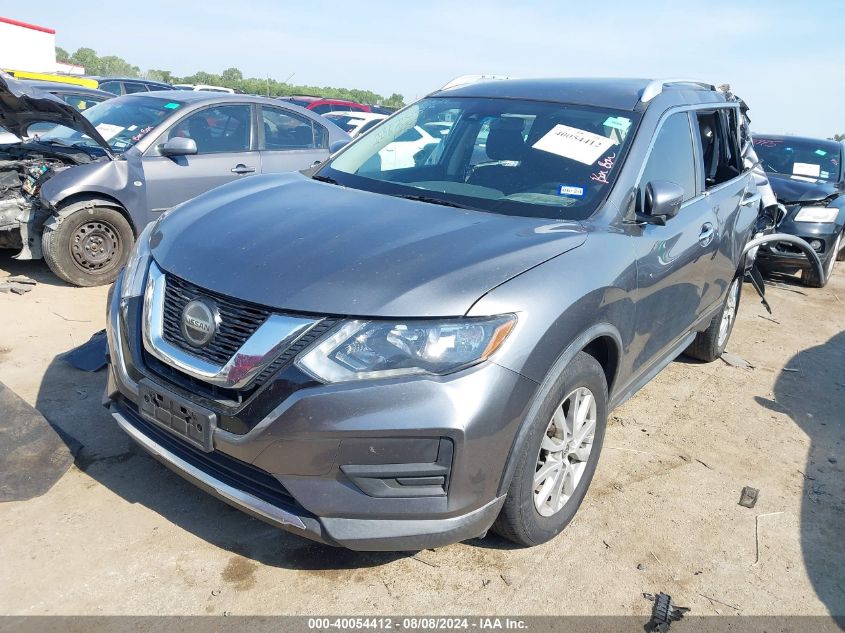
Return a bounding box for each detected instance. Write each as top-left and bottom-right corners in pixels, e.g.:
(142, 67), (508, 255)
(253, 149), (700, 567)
(753, 137), (842, 183)
(320, 97), (639, 219)
(35, 96), (184, 153)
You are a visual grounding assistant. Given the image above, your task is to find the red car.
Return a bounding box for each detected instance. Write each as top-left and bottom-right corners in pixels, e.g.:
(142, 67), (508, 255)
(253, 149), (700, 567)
(278, 95), (371, 114)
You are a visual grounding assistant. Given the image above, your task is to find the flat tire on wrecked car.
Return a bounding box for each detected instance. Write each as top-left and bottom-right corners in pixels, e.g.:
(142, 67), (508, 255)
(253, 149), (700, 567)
(684, 275), (742, 362)
(493, 351), (607, 546)
(42, 206), (134, 287)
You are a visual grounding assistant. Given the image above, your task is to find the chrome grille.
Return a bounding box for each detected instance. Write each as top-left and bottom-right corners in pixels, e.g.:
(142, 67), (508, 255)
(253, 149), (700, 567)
(162, 274), (274, 366)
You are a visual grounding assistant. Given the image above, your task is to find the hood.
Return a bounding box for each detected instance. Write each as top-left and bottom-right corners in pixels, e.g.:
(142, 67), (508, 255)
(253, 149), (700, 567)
(768, 172), (842, 204)
(151, 173), (588, 317)
(0, 72), (113, 156)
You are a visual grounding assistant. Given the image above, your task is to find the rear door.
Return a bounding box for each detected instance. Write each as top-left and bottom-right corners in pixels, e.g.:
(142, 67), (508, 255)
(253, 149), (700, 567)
(258, 105), (329, 173)
(632, 110), (721, 365)
(141, 103), (258, 213)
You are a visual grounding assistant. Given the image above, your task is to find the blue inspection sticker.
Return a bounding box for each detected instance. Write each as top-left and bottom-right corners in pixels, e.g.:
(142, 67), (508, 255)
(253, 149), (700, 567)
(558, 185), (585, 197)
(603, 116), (632, 131)
(815, 149), (827, 156)
(164, 102), (181, 109)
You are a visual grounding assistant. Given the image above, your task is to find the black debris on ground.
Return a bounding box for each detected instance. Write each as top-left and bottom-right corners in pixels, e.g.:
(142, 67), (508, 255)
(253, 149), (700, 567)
(644, 592), (690, 632)
(739, 486), (760, 508)
(58, 329), (108, 372)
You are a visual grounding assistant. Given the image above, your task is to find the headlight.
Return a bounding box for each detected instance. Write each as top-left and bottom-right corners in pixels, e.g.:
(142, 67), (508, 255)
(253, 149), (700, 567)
(296, 315), (517, 383)
(120, 221), (154, 299)
(794, 206), (838, 223)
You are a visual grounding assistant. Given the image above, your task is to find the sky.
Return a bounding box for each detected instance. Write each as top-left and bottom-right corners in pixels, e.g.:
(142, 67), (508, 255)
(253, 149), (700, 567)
(6, 0), (843, 138)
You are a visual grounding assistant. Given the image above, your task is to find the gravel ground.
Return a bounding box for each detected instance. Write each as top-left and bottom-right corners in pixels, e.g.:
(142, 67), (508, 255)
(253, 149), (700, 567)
(0, 253), (842, 617)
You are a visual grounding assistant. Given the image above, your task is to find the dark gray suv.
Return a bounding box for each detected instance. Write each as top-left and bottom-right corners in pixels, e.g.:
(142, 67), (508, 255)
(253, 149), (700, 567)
(105, 78), (760, 550)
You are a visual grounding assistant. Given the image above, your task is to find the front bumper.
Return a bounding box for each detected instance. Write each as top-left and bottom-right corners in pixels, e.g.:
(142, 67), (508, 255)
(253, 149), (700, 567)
(757, 218), (840, 271)
(104, 270), (535, 551)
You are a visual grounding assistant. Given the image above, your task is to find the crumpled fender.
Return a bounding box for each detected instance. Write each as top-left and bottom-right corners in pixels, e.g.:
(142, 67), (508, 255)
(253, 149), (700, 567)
(42, 196), (127, 233)
(39, 159), (132, 211)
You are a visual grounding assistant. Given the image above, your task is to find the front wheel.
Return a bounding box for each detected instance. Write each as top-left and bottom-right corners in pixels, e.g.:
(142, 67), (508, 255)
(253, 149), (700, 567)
(42, 205), (134, 287)
(493, 352), (607, 546)
(685, 275), (742, 362)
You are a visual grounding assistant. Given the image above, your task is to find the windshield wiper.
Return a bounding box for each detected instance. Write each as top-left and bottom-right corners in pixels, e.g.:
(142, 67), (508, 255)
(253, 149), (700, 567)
(36, 138), (72, 147)
(395, 194), (472, 209)
(312, 174), (339, 185)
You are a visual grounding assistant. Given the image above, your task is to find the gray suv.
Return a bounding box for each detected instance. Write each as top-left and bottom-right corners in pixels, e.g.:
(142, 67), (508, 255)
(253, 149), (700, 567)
(105, 78), (760, 550)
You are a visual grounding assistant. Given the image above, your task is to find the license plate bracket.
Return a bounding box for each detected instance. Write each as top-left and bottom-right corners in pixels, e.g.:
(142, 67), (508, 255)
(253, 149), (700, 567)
(138, 379), (216, 452)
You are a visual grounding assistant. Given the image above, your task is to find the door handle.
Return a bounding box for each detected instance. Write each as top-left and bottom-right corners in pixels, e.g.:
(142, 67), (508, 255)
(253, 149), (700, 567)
(699, 222), (715, 247)
(231, 164), (256, 175)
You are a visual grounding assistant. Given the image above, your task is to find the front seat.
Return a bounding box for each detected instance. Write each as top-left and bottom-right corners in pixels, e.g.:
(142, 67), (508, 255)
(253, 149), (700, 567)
(188, 117), (212, 153)
(466, 118), (526, 192)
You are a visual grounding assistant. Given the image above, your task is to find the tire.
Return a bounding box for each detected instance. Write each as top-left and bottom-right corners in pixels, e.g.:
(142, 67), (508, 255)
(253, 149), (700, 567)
(42, 205), (134, 287)
(802, 233), (840, 288)
(685, 275), (742, 362)
(837, 230), (845, 262)
(492, 351), (607, 547)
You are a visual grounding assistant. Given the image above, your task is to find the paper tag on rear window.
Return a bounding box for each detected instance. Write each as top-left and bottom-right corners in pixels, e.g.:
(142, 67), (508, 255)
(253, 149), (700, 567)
(94, 123), (124, 141)
(793, 162), (821, 177)
(532, 124), (616, 165)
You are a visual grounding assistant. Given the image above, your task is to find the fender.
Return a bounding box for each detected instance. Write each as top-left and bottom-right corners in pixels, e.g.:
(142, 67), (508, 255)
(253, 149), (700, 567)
(495, 322), (623, 497)
(42, 196), (134, 234)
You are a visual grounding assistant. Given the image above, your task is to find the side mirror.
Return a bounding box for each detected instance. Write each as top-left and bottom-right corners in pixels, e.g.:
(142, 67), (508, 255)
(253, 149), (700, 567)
(161, 137), (198, 157)
(329, 139), (350, 154)
(638, 180), (684, 225)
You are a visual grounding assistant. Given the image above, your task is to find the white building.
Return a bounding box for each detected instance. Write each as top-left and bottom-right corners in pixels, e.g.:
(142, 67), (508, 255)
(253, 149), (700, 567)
(0, 16), (66, 73)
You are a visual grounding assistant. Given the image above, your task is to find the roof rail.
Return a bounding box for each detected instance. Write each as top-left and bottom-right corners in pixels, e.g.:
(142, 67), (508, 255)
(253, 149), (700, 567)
(640, 78), (718, 103)
(438, 74), (513, 91)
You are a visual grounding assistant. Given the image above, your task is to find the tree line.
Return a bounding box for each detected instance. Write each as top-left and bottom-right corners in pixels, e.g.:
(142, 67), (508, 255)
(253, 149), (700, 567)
(55, 46), (405, 108)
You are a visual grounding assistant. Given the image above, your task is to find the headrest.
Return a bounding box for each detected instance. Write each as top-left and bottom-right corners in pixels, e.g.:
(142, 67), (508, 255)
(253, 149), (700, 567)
(486, 118), (525, 161)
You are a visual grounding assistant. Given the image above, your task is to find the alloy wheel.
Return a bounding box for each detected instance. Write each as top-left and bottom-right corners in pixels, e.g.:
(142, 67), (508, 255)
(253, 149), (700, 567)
(533, 386), (597, 517)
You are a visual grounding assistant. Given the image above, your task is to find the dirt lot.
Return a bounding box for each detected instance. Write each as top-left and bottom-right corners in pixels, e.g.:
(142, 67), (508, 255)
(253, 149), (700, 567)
(0, 252), (842, 618)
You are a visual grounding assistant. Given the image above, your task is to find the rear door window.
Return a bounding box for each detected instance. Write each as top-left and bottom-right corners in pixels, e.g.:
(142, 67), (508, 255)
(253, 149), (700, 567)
(124, 82), (150, 94)
(694, 108), (742, 188)
(261, 106), (328, 149)
(98, 81), (121, 95)
(640, 111), (697, 204)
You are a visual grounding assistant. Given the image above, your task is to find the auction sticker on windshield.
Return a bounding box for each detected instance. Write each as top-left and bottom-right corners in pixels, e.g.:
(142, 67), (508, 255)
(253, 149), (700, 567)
(94, 123), (125, 141)
(793, 162), (821, 178)
(532, 124), (616, 165)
